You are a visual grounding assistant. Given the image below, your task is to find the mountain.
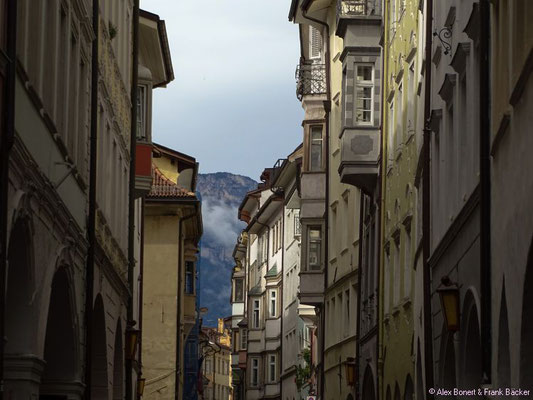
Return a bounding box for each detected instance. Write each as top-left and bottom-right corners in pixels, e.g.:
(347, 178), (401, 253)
(196, 172), (257, 326)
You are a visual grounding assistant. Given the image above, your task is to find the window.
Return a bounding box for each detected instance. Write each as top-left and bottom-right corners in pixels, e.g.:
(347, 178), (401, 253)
(396, 83), (403, 149)
(234, 278), (244, 302)
(355, 65), (374, 124)
(258, 232), (268, 265)
(241, 328), (248, 350)
(137, 85), (147, 140)
(393, 238), (400, 305)
(251, 358), (260, 386)
(404, 227), (412, 298)
(294, 211), (301, 236)
(185, 261), (194, 294)
(388, 101), (395, 162)
(269, 290), (277, 318)
(310, 126), (323, 171)
(308, 226), (322, 271)
(309, 25), (322, 59)
(407, 62), (416, 133)
(268, 354), (277, 383)
(252, 299), (260, 329)
(344, 289), (350, 337)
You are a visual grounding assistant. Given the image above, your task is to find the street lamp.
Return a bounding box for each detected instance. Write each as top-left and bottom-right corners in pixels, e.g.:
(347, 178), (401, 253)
(126, 326), (140, 360)
(137, 377), (146, 397)
(437, 276), (460, 332)
(344, 357), (356, 387)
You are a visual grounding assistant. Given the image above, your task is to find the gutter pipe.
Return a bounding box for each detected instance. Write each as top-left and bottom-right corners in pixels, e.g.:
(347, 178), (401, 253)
(84, 0), (99, 397)
(126, 0), (140, 398)
(299, 6), (331, 400)
(0, 0), (17, 397)
(479, 0), (492, 385)
(422, 0), (435, 398)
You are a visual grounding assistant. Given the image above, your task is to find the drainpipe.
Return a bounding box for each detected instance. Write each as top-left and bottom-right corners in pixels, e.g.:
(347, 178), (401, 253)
(176, 205), (200, 400)
(355, 193), (364, 400)
(126, 0), (139, 398)
(137, 197), (145, 393)
(300, 7), (331, 399)
(422, 0), (435, 398)
(280, 202), (285, 398)
(479, 0), (491, 386)
(0, 0), (17, 397)
(84, 0), (99, 397)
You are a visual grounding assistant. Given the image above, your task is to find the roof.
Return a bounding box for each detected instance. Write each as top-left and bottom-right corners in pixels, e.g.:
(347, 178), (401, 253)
(147, 166), (196, 199)
(265, 265), (278, 277)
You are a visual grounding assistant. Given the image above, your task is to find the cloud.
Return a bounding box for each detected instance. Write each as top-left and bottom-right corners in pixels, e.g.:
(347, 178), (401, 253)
(201, 198), (245, 249)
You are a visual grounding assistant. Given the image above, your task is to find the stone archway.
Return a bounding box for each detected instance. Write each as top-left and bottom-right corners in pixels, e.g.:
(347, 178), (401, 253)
(386, 385), (391, 400)
(112, 319), (124, 400)
(497, 283), (511, 388)
(440, 325), (456, 392)
(91, 295), (109, 399)
(415, 341), (424, 400)
(404, 375), (414, 400)
(462, 292), (482, 389)
(520, 238), (533, 389)
(40, 267), (79, 399)
(394, 382), (401, 400)
(361, 365), (376, 400)
(4, 217), (40, 398)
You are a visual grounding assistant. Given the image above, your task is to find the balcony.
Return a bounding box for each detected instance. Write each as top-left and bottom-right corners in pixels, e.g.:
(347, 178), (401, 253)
(336, 0), (382, 38)
(135, 142), (153, 197)
(299, 270), (324, 306)
(338, 127), (380, 193)
(296, 62), (326, 101)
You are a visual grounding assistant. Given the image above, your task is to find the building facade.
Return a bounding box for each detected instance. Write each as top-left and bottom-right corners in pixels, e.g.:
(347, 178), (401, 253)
(489, 0), (533, 393)
(142, 143), (202, 399)
(380, 0), (420, 398)
(1, 1), (173, 399)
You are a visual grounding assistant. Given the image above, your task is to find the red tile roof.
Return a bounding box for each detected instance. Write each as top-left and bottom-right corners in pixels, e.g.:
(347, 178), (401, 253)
(147, 165), (196, 199)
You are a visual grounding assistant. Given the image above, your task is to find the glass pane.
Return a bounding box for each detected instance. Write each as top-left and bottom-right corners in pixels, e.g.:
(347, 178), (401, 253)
(357, 66), (372, 81)
(311, 143), (322, 171)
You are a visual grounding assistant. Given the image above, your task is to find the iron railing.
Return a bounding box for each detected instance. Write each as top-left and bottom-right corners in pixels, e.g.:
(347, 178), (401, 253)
(295, 62), (327, 101)
(336, 0), (379, 17)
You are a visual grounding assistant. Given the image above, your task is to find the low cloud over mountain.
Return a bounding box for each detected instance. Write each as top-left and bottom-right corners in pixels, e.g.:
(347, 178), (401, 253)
(196, 173), (257, 326)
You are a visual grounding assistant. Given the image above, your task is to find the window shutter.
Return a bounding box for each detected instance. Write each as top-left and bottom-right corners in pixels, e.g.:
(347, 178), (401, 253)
(309, 26), (322, 59)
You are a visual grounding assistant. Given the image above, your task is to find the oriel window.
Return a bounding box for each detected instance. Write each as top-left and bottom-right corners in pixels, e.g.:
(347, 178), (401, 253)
(137, 85), (147, 140)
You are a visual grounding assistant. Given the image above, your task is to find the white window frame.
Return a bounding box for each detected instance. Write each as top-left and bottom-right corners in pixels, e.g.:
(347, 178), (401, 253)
(309, 126), (324, 171)
(309, 25), (322, 60)
(252, 299), (260, 329)
(269, 289), (277, 318)
(294, 211), (301, 237)
(307, 226), (323, 271)
(137, 84), (147, 140)
(268, 354), (277, 383)
(251, 357), (260, 387)
(355, 64), (375, 126)
(240, 328), (248, 350)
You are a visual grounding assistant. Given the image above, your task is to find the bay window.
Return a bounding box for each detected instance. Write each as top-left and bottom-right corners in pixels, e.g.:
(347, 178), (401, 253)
(269, 289), (277, 318)
(185, 261), (194, 295)
(233, 278), (244, 302)
(268, 354), (277, 383)
(136, 85), (147, 140)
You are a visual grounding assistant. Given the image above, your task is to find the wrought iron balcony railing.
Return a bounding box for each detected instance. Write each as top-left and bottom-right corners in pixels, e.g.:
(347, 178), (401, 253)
(295, 62), (327, 101)
(336, 0), (379, 18)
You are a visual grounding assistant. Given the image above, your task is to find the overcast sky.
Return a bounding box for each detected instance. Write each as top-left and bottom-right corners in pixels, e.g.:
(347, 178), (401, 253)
(141, 0), (304, 180)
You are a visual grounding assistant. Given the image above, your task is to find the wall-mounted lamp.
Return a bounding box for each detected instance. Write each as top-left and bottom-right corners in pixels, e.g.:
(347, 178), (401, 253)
(437, 276), (460, 332)
(126, 325), (140, 360)
(137, 377), (146, 397)
(343, 357), (356, 387)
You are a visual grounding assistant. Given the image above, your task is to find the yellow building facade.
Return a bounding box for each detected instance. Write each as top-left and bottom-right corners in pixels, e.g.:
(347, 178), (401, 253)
(142, 144), (202, 399)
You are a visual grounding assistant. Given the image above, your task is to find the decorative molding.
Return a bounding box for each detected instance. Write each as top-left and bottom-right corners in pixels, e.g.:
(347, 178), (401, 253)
(438, 73), (457, 103)
(450, 42), (471, 75)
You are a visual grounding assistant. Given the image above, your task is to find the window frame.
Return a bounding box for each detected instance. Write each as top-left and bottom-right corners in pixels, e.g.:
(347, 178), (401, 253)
(233, 277), (244, 302)
(251, 357), (260, 387)
(354, 64), (375, 126)
(268, 353), (277, 383)
(269, 289), (277, 318)
(136, 84), (148, 140)
(309, 125), (324, 172)
(307, 225), (323, 271)
(252, 299), (260, 329)
(185, 261), (195, 295)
